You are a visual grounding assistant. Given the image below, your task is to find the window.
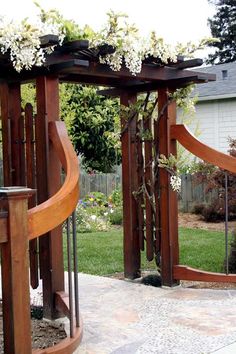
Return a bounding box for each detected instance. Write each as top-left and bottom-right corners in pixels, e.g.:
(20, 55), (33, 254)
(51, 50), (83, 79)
(222, 70), (228, 80)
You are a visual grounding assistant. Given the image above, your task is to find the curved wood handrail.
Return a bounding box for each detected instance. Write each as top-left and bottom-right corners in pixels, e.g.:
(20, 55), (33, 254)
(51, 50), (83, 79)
(171, 124), (236, 173)
(28, 121), (79, 240)
(32, 320), (83, 354)
(174, 265), (236, 283)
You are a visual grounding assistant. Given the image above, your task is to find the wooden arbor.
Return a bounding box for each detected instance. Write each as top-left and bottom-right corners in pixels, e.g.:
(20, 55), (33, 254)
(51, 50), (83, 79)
(0, 36), (219, 353)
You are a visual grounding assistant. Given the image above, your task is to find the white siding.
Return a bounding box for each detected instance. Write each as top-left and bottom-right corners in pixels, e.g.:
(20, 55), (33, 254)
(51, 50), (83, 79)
(178, 98), (236, 154)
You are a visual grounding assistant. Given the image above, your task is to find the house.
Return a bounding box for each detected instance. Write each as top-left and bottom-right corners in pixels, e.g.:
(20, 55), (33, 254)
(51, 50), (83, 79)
(189, 62), (236, 153)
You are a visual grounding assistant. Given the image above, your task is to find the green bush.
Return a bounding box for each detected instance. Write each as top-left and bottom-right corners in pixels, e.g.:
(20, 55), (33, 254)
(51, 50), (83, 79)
(108, 188), (122, 207)
(109, 207), (123, 225)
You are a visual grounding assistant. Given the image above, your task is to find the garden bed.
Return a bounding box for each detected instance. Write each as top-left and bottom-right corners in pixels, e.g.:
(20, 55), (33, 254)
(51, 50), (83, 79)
(179, 212), (236, 232)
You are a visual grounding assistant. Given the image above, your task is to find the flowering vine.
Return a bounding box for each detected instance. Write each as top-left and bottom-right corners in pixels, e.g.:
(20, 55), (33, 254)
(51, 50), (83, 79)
(0, 5), (214, 75)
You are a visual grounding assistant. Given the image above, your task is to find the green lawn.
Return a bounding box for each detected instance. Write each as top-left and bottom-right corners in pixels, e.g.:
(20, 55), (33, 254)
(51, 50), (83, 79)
(64, 227), (228, 275)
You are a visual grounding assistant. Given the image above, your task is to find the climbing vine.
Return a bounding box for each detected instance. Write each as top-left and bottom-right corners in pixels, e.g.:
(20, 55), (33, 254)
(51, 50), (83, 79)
(0, 3), (214, 74)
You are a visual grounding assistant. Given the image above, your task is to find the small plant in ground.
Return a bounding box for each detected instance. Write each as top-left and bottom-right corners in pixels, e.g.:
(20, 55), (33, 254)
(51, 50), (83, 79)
(108, 188), (122, 207)
(109, 207), (123, 225)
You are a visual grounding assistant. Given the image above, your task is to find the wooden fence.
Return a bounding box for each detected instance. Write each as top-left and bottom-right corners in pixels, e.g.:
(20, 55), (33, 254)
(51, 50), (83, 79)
(79, 165), (122, 198)
(179, 174), (218, 212)
(0, 160), (216, 212)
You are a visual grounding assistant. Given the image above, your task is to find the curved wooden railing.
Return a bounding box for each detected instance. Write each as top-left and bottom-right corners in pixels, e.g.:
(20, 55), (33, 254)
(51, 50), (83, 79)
(171, 123), (236, 283)
(171, 124), (236, 173)
(28, 121), (79, 240)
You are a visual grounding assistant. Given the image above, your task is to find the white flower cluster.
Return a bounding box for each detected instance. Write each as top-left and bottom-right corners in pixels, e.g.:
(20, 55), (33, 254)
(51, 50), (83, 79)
(0, 16), (64, 72)
(94, 12), (178, 76)
(170, 175), (181, 193)
(146, 32), (177, 64)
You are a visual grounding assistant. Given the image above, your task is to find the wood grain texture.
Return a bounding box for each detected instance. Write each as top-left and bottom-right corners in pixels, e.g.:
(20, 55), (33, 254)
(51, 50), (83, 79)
(0, 83), (11, 186)
(9, 83), (21, 185)
(120, 92), (141, 279)
(28, 121), (79, 239)
(171, 124), (236, 173)
(174, 265), (236, 282)
(144, 116), (154, 261)
(1, 188), (34, 354)
(158, 88), (179, 287)
(25, 103), (39, 289)
(0, 216), (8, 243)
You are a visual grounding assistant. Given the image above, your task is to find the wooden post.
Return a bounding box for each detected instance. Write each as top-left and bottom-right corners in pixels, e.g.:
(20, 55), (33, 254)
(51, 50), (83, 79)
(157, 88), (179, 287)
(25, 103), (39, 289)
(0, 187), (35, 354)
(36, 76), (64, 318)
(0, 83), (12, 186)
(120, 92), (141, 279)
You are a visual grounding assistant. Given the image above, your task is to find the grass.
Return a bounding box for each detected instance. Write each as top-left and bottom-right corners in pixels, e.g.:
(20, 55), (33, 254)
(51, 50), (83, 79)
(179, 227), (226, 273)
(64, 227), (228, 276)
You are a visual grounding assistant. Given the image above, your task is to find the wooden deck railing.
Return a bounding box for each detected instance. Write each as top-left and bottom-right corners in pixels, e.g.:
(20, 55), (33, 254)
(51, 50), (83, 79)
(0, 121), (82, 354)
(28, 121), (79, 239)
(171, 123), (236, 283)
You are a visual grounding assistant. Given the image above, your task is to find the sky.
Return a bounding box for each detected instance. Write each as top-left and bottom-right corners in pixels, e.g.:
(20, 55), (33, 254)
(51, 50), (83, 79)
(0, 0), (216, 47)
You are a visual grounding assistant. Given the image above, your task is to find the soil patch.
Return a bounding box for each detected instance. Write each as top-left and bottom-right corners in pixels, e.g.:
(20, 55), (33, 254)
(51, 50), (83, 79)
(0, 309), (67, 353)
(178, 212), (236, 232)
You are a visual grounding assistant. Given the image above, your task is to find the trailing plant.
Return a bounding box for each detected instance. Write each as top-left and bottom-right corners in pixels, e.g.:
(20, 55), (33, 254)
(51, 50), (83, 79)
(0, 4), (214, 75)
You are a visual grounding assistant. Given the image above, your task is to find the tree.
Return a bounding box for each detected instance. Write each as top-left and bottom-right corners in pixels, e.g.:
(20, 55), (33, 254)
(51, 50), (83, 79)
(207, 0), (236, 64)
(60, 84), (121, 173)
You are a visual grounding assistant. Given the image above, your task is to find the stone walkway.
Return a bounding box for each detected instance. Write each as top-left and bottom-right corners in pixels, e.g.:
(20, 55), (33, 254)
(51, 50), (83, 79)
(76, 273), (236, 354)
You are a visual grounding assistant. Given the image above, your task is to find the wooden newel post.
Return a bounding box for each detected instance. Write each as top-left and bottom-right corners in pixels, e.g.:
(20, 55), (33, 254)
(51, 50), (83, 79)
(158, 88), (179, 287)
(0, 187), (35, 354)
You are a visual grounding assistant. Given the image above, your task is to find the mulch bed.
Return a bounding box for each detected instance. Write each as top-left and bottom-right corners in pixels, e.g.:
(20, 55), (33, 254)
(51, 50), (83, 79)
(0, 304), (67, 353)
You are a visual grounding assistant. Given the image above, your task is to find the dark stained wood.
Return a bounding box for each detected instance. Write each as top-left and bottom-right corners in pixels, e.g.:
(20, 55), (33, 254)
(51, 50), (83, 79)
(0, 83), (11, 186)
(55, 291), (70, 318)
(36, 76), (64, 319)
(136, 119), (145, 251)
(9, 83), (21, 185)
(19, 113), (26, 186)
(0, 187), (35, 354)
(174, 58), (203, 69)
(56, 39), (89, 53)
(25, 103), (38, 289)
(174, 265), (236, 282)
(120, 92), (141, 279)
(0, 212), (8, 243)
(40, 35), (59, 48)
(0, 52), (215, 89)
(157, 88), (179, 287)
(171, 124), (236, 173)
(144, 115), (154, 261)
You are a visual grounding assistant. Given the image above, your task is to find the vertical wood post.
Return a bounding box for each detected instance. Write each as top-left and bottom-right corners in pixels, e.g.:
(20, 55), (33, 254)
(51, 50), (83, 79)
(0, 187), (35, 354)
(158, 88), (179, 287)
(0, 83), (12, 186)
(25, 103), (39, 289)
(120, 92), (141, 279)
(9, 83), (22, 185)
(36, 76), (64, 318)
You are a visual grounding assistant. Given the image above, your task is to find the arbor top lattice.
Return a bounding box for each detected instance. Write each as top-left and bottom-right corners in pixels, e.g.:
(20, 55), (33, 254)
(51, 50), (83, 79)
(0, 35), (215, 92)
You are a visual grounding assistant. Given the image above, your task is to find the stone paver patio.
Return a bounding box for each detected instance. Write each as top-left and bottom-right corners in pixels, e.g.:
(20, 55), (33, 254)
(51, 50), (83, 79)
(76, 273), (236, 354)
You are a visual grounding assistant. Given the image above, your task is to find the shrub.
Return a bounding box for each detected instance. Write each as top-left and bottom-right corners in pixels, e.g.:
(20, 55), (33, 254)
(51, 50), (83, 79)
(192, 138), (236, 222)
(108, 188), (122, 207)
(109, 207), (123, 225)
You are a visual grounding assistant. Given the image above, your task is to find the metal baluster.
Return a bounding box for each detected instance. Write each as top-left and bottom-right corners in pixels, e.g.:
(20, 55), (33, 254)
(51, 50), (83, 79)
(66, 217), (74, 337)
(225, 172), (229, 275)
(72, 211), (80, 327)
